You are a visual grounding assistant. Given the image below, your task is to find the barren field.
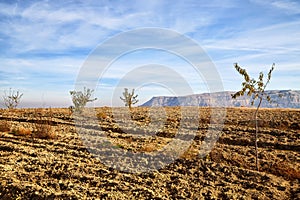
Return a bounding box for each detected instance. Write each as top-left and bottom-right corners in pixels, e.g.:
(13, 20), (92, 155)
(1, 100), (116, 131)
(0, 107), (299, 199)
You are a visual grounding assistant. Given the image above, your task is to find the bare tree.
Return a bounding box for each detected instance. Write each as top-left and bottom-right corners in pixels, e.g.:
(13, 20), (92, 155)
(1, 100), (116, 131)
(232, 63), (275, 171)
(3, 88), (23, 109)
(69, 87), (97, 113)
(120, 88), (139, 110)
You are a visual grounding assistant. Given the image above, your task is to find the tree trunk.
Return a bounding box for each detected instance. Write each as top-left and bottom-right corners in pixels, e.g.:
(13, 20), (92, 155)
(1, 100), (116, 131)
(254, 97), (263, 171)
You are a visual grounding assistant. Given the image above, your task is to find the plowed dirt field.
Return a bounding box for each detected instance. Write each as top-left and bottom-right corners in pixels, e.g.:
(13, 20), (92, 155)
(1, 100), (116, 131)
(0, 107), (299, 199)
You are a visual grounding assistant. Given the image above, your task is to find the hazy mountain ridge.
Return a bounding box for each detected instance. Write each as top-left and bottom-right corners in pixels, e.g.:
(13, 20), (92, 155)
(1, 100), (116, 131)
(141, 90), (300, 108)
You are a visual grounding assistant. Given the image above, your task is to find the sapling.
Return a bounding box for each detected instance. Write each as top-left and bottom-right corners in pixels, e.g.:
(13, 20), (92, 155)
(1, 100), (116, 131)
(232, 63), (275, 171)
(69, 87), (97, 113)
(120, 88), (139, 110)
(3, 88), (23, 109)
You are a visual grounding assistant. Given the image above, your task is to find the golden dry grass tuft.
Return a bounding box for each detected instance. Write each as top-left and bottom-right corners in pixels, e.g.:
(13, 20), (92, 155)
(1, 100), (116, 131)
(32, 108), (57, 140)
(0, 120), (11, 132)
(140, 143), (157, 153)
(271, 161), (300, 180)
(179, 143), (199, 160)
(97, 112), (109, 120)
(33, 124), (56, 139)
(11, 126), (32, 137)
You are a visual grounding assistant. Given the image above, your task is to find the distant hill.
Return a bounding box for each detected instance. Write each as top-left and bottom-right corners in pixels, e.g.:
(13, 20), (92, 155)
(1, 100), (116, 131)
(140, 90), (300, 108)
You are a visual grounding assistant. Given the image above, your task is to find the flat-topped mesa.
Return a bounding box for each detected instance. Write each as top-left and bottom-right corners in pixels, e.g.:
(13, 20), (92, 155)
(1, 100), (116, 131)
(141, 90), (300, 108)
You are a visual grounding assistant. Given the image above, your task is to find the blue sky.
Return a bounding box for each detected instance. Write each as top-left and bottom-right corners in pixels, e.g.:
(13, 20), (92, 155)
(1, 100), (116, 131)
(0, 0), (299, 107)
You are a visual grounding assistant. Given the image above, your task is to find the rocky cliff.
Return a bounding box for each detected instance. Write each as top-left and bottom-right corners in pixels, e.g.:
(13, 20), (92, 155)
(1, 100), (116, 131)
(141, 90), (300, 108)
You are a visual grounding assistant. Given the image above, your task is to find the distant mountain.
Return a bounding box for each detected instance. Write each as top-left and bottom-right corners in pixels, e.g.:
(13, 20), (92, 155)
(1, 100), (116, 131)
(141, 90), (300, 108)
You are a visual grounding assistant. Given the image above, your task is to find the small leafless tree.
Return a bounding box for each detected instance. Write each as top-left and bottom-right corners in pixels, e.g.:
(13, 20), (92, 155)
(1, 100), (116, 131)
(3, 88), (23, 109)
(120, 88), (139, 110)
(232, 63), (275, 171)
(69, 87), (97, 113)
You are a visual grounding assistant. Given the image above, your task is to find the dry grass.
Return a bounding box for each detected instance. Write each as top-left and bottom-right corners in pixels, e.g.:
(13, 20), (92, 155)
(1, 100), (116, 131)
(140, 143), (157, 153)
(271, 161), (300, 180)
(0, 108), (57, 139)
(97, 111), (109, 120)
(33, 124), (56, 139)
(180, 150), (198, 160)
(11, 126), (32, 137)
(0, 120), (11, 132)
(0, 109), (12, 132)
(179, 142), (199, 160)
(32, 108), (57, 140)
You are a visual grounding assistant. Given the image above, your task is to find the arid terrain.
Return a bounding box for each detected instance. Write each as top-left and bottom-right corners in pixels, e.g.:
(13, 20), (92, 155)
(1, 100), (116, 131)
(0, 107), (299, 199)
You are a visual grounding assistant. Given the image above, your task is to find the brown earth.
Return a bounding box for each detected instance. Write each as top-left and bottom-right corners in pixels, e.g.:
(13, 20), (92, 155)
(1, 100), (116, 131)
(0, 107), (299, 199)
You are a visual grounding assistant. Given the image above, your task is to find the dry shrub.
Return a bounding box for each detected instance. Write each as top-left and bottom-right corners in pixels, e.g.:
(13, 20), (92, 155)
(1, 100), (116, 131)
(0, 109), (12, 132)
(179, 143), (199, 160)
(97, 112), (108, 120)
(0, 120), (11, 132)
(209, 149), (224, 163)
(11, 126), (32, 137)
(271, 161), (300, 180)
(124, 137), (133, 143)
(33, 124), (56, 139)
(140, 144), (157, 153)
(180, 149), (198, 160)
(33, 108), (56, 139)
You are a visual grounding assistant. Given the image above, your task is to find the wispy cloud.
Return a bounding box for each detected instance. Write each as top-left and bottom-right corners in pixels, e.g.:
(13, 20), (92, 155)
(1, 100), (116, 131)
(0, 0), (299, 107)
(251, 0), (300, 14)
(204, 21), (300, 53)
